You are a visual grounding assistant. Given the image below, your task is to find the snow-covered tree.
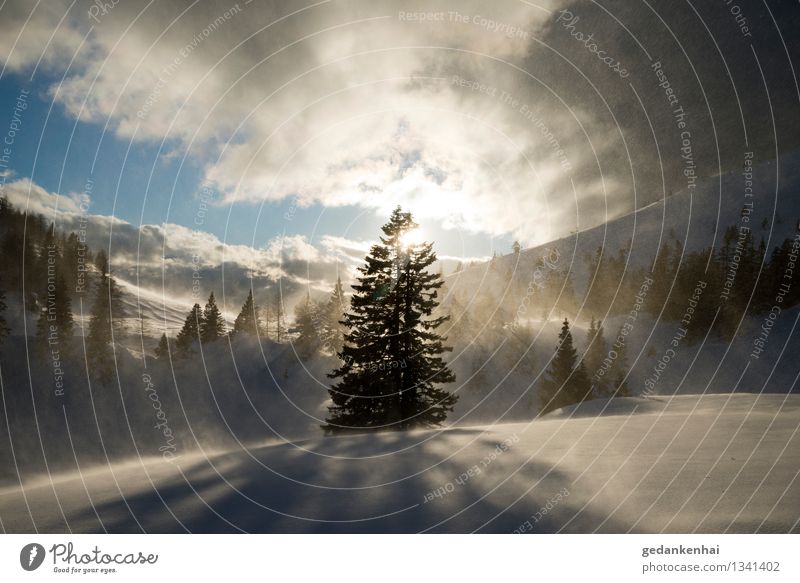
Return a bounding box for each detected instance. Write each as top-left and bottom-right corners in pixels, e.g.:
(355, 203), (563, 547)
(323, 207), (457, 433)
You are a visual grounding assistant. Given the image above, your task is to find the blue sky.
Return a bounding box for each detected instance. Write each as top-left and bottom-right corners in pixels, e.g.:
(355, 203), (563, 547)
(0, 68), (509, 262)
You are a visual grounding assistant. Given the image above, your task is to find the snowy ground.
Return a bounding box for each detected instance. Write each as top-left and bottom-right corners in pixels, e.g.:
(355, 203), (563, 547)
(1, 393), (798, 533)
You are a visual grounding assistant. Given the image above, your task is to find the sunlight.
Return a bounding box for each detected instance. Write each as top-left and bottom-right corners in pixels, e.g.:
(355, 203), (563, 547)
(399, 227), (426, 248)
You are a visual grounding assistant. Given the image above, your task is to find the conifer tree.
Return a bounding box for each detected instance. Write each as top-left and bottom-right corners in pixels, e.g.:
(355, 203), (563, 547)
(322, 277), (346, 355)
(176, 303), (203, 355)
(200, 291), (225, 343)
(293, 292), (319, 358)
(323, 207), (457, 433)
(539, 318), (591, 415)
(0, 286), (9, 344)
(232, 290), (259, 336)
(154, 333), (170, 359)
(87, 250), (124, 379)
(37, 274), (74, 357)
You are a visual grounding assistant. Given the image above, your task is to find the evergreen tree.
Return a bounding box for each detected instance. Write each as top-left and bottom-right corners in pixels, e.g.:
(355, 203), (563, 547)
(86, 250), (124, 379)
(37, 274), (74, 357)
(200, 291), (225, 343)
(36, 223), (59, 298)
(538, 318), (591, 415)
(322, 276), (346, 355)
(232, 289), (260, 336)
(323, 207), (457, 433)
(154, 333), (170, 359)
(0, 286), (9, 344)
(176, 303), (203, 355)
(293, 292), (320, 358)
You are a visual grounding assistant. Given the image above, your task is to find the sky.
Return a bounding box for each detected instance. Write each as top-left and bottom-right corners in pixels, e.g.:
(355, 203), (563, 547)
(0, 0), (798, 308)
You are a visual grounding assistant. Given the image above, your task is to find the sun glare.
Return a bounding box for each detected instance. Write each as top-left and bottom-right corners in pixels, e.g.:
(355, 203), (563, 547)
(400, 227), (426, 248)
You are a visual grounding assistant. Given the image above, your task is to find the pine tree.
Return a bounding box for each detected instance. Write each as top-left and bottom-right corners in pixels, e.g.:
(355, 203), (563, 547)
(232, 290), (259, 336)
(539, 318), (591, 415)
(176, 303), (203, 355)
(323, 208), (457, 433)
(584, 317), (608, 397)
(154, 333), (170, 359)
(322, 276), (346, 355)
(38, 274), (74, 357)
(293, 292), (319, 358)
(0, 286), (9, 344)
(200, 291), (225, 343)
(86, 250), (123, 379)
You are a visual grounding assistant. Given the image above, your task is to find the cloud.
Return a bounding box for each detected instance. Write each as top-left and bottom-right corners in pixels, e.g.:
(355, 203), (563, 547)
(1, 177), (91, 217)
(0, 177), (348, 308)
(3, 0), (799, 249)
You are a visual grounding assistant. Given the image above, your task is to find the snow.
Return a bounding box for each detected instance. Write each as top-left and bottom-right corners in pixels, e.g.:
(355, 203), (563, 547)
(1, 393), (797, 533)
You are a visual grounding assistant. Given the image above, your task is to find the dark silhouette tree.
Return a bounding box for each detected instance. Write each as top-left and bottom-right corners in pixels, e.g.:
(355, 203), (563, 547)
(176, 303), (203, 355)
(232, 289), (259, 336)
(86, 250), (124, 379)
(539, 318), (591, 415)
(323, 207), (457, 434)
(200, 291), (225, 343)
(154, 333), (170, 359)
(0, 286), (10, 344)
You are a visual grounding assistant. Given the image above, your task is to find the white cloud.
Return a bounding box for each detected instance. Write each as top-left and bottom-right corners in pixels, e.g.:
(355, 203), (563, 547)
(5, 0), (715, 248)
(1, 177), (90, 217)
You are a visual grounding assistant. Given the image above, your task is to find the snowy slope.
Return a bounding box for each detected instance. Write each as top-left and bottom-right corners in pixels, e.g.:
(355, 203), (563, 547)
(446, 150), (800, 299)
(1, 393), (797, 533)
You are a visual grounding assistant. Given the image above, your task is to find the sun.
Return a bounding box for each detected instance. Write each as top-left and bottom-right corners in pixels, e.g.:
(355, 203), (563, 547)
(399, 227), (426, 248)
